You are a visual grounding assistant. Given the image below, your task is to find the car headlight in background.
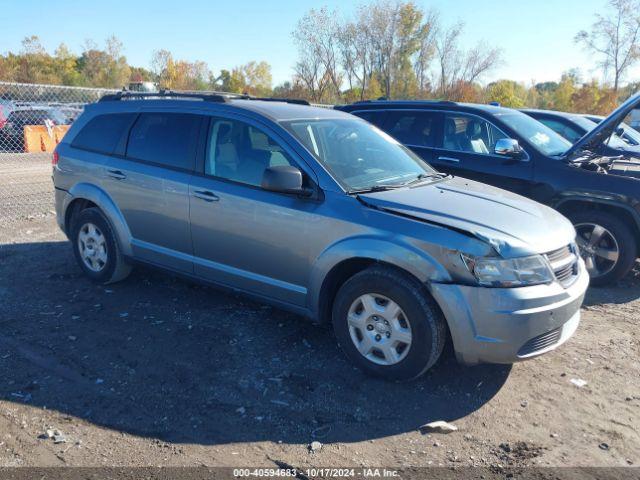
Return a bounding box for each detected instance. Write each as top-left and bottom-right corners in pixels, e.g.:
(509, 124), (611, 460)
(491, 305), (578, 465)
(460, 253), (554, 287)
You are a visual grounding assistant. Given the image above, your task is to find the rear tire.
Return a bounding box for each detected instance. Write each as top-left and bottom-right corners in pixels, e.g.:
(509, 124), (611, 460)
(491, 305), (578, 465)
(332, 266), (446, 381)
(567, 210), (636, 286)
(71, 207), (131, 284)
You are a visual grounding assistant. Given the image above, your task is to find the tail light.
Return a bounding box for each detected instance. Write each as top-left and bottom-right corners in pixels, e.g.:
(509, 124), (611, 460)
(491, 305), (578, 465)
(52, 150), (59, 166)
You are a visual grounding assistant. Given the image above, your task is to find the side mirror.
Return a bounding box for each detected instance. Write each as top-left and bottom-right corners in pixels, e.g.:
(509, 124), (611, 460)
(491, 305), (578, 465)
(261, 165), (312, 196)
(494, 138), (524, 159)
(615, 127), (625, 137)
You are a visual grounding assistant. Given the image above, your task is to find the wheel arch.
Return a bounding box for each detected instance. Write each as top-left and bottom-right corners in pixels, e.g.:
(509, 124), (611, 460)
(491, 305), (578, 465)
(65, 183), (133, 257)
(309, 237), (449, 324)
(555, 197), (640, 254)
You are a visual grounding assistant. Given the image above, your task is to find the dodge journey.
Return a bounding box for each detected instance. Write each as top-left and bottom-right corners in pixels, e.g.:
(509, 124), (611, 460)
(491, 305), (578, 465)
(53, 91), (588, 380)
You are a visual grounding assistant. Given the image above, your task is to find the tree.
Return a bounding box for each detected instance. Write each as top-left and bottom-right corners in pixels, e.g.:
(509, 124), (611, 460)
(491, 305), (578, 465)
(238, 61), (273, 96)
(553, 71), (579, 111)
(292, 7), (342, 102)
(485, 80), (528, 107)
(79, 37), (130, 88)
(15, 36), (57, 84)
(434, 23), (502, 99)
(54, 43), (82, 85)
(575, 0), (640, 91)
(151, 49), (210, 90)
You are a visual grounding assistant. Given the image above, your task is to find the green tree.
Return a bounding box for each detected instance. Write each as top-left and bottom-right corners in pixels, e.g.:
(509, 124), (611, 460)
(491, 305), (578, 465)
(485, 80), (527, 107)
(553, 71), (579, 111)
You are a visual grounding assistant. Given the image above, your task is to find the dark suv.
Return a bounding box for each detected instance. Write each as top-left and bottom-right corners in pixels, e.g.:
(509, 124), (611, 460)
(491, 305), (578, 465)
(338, 96), (640, 285)
(521, 108), (640, 158)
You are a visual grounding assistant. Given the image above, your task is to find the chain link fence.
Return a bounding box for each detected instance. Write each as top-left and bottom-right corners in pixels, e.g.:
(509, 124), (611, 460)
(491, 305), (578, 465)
(0, 81), (333, 226)
(0, 82), (117, 226)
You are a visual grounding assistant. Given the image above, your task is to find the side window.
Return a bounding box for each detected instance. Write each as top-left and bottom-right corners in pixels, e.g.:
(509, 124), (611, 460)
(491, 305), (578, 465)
(354, 111), (387, 128)
(206, 118), (293, 187)
(443, 114), (507, 155)
(538, 118), (583, 143)
(71, 113), (136, 154)
(384, 111), (437, 147)
(126, 113), (201, 170)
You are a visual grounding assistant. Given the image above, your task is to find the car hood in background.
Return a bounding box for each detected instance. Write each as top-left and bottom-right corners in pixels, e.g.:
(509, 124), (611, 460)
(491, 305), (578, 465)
(565, 93), (640, 159)
(359, 176), (575, 258)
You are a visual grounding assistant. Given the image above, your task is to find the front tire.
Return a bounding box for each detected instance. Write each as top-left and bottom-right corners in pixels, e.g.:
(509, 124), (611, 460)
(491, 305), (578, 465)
(71, 207), (131, 284)
(332, 266), (447, 381)
(568, 210), (637, 286)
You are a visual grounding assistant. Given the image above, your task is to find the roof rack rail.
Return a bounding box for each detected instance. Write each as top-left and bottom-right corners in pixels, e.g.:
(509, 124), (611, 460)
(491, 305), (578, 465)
(351, 99), (457, 105)
(98, 90), (231, 103)
(98, 90), (311, 106)
(250, 97), (310, 106)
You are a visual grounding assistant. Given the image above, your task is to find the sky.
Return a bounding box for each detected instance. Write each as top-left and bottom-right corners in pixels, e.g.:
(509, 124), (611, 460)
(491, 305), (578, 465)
(3, 0), (638, 87)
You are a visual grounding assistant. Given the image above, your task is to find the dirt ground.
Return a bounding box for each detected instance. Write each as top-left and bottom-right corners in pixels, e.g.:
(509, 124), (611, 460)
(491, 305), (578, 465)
(0, 211), (638, 473)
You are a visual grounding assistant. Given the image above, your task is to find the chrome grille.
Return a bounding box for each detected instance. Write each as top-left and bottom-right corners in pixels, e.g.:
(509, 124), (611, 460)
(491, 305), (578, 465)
(546, 245), (572, 263)
(518, 327), (562, 357)
(545, 244), (579, 288)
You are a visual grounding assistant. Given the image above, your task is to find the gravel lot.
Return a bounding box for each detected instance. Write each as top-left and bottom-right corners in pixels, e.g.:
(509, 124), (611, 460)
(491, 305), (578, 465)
(0, 156), (639, 474)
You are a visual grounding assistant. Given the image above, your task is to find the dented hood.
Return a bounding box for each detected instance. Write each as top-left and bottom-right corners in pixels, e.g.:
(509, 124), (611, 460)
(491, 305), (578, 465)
(359, 176), (576, 258)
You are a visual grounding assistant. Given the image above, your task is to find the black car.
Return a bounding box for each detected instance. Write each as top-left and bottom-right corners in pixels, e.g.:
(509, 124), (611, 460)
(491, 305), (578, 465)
(0, 107), (72, 152)
(337, 95), (640, 285)
(522, 108), (640, 157)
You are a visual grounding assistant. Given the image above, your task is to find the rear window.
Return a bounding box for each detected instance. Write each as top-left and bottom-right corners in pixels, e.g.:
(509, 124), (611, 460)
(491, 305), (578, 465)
(72, 113), (136, 155)
(126, 113), (201, 170)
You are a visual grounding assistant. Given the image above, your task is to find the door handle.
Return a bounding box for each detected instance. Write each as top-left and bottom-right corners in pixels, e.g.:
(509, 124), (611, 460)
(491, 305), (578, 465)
(106, 169), (126, 180)
(192, 190), (219, 202)
(437, 156), (460, 163)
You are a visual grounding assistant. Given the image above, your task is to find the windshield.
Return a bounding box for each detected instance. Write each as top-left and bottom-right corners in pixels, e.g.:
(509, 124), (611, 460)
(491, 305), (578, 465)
(495, 112), (571, 156)
(569, 116), (629, 149)
(282, 118), (437, 191)
(621, 122), (640, 145)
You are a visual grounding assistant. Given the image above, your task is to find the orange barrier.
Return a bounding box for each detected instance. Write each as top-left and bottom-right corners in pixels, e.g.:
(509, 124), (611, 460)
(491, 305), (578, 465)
(23, 125), (70, 153)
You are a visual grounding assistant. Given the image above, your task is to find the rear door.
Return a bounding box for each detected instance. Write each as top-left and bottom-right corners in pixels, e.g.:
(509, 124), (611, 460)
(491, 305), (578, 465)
(430, 112), (534, 195)
(102, 110), (204, 272)
(353, 109), (442, 164)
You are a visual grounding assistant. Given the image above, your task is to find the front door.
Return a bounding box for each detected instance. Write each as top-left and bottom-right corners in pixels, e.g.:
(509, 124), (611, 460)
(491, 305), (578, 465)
(189, 115), (320, 307)
(430, 112), (534, 196)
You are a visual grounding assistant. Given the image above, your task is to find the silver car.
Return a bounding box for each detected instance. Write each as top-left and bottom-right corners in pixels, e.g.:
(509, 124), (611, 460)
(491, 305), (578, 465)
(53, 92), (588, 381)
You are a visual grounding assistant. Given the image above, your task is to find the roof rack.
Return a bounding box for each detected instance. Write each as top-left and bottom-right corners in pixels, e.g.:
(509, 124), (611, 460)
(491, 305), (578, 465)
(352, 99), (457, 105)
(250, 97), (310, 106)
(98, 90), (311, 106)
(99, 90), (230, 103)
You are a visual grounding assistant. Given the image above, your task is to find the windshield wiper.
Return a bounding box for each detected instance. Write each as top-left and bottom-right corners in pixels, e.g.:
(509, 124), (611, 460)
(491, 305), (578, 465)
(348, 172), (449, 195)
(347, 184), (404, 194)
(403, 172), (449, 187)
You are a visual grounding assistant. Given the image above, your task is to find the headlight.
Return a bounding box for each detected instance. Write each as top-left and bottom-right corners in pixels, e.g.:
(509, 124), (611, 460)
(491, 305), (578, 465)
(460, 253), (554, 287)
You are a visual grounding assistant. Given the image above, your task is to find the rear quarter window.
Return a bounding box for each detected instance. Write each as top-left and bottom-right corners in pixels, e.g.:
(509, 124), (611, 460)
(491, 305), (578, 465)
(71, 113), (136, 155)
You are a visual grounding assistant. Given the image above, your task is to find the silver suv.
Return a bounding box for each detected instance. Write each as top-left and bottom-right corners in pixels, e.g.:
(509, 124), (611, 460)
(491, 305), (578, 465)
(53, 92), (589, 381)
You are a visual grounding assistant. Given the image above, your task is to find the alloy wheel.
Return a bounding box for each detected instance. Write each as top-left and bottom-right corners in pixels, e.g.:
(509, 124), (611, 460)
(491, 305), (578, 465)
(575, 222), (620, 278)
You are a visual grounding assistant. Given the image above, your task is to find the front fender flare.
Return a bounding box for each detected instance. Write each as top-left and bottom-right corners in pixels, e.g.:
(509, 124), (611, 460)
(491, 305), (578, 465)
(307, 235), (450, 319)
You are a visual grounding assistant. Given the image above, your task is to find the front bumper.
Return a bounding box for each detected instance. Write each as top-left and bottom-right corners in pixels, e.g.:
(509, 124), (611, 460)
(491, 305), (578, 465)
(430, 258), (589, 365)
